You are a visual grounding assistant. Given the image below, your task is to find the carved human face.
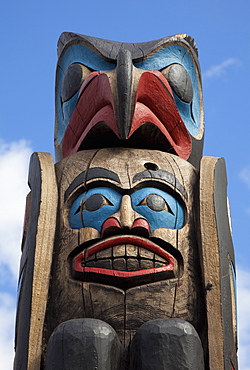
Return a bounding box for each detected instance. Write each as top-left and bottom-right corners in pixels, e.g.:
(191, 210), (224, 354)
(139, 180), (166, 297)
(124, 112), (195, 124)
(56, 148), (197, 290)
(47, 148), (204, 344)
(69, 171), (185, 288)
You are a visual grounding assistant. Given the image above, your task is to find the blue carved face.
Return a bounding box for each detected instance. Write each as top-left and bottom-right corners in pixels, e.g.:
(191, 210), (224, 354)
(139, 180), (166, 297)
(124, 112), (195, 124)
(69, 186), (184, 233)
(62, 151), (194, 288)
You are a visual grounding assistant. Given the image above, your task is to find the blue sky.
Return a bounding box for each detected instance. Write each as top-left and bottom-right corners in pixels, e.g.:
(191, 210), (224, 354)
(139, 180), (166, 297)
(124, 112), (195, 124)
(0, 0), (249, 368)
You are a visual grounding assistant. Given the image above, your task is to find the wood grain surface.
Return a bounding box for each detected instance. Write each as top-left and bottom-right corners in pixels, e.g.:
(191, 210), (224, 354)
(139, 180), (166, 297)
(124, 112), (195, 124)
(200, 156), (238, 369)
(14, 152), (57, 370)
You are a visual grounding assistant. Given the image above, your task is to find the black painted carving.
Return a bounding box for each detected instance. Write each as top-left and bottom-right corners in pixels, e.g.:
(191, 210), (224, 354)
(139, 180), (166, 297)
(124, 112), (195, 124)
(129, 318), (205, 370)
(65, 167), (121, 201)
(133, 169), (187, 199)
(45, 319), (121, 370)
(166, 64), (193, 103)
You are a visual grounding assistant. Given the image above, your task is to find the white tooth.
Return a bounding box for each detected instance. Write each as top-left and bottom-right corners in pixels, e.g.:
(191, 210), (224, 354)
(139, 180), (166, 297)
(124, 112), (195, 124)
(126, 244), (138, 257)
(139, 247), (154, 259)
(113, 245), (125, 257)
(140, 260), (154, 269)
(85, 254), (96, 262)
(113, 258), (126, 271)
(86, 261), (96, 267)
(96, 247), (112, 259)
(154, 255), (167, 263)
(96, 260), (112, 269)
(154, 261), (165, 268)
(127, 258), (139, 271)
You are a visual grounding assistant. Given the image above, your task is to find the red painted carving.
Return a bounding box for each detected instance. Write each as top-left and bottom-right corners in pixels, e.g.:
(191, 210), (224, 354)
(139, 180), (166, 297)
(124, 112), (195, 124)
(73, 235), (174, 277)
(101, 217), (121, 237)
(131, 218), (150, 233)
(62, 72), (118, 157)
(130, 71), (191, 160)
(62, 70), (192, 160)
(101, 217), (150, 237)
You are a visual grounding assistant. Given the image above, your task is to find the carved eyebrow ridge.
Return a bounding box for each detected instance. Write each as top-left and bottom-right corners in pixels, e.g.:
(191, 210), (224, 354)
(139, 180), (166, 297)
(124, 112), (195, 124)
(132, 169), (187, 199)
(64, 167), (121, 201)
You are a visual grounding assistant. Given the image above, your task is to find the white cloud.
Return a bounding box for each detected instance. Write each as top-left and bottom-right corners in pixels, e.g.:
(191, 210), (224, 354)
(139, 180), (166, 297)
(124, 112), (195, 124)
(0, 140), (32, 281)
(203, 58), (240, 79)
(239, 165), (250, 189)
(239, 165), (250, 213)
(237, 268), (250, 370)
(0, 293), (16, 370)
(0, 139), (32, 369)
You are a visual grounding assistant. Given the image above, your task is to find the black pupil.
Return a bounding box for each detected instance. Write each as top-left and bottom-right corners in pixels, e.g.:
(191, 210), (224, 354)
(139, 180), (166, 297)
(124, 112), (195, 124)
(61, 64), (83, 102)
(168, 64), (193, 103)
(146, 194), (165, 212)
(84, 194), (104, 211)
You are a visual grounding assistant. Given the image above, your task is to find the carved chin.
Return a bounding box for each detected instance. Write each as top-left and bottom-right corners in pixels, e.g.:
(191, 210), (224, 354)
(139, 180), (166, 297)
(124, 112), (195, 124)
(72, 235), (176, 289)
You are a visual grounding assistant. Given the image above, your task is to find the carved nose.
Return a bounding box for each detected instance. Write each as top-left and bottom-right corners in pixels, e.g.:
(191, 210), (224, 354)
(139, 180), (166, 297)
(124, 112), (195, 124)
(101, 195), (150, 238)
(119, 194), (135, 228)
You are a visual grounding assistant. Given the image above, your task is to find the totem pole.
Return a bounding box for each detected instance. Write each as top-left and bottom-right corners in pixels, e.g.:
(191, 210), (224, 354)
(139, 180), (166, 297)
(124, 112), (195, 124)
(14, 33), (238, 369)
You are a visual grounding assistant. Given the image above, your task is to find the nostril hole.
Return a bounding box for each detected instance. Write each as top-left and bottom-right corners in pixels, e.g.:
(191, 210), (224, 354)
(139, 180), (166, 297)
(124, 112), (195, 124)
(144, 162), (159, 171)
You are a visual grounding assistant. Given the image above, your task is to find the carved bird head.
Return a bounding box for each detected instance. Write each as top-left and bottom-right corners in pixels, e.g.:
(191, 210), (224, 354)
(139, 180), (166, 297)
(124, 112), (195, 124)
(55, 32), (204, 168)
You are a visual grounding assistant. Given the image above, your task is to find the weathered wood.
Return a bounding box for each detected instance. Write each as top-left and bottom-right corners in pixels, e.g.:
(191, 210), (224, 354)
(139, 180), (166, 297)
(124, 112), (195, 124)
(55, 33), (204, 169)
(57, 33), (199, 64)
(200, 156), (237, 370)
(14, 32), (238, 369)
(14, 153), (57, 370)
(43, 149), (206, 364)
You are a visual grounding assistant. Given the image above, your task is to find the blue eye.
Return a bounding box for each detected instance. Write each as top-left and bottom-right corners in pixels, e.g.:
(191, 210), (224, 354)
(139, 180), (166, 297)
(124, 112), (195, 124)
(69, 187), (122, 231)
(131, 187), (184, 231)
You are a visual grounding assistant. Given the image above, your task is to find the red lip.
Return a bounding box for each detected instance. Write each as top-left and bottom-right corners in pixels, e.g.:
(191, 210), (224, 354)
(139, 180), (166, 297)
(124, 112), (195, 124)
(73, 235), (174, 278)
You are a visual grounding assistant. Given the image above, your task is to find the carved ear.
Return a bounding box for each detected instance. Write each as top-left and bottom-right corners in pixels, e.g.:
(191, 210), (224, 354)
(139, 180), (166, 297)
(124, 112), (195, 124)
(14, 152), (58, 370)
(199, 156), (237, 369)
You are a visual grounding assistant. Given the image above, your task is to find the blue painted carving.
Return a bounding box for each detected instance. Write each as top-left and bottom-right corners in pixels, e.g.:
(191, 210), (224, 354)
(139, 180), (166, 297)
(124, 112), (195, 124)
(131, 187), (184, 231)
(135, 45), (201, 137)
(69, 186), (184, 232)
(56, 45), (115, 143)
(69, 187), (121, 231)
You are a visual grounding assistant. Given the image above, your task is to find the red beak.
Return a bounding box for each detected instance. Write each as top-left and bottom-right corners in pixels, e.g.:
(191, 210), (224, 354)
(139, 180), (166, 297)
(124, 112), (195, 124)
(62, 70), (191, 160)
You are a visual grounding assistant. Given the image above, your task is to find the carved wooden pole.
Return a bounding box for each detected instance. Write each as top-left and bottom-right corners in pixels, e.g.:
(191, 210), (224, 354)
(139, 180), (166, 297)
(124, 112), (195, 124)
(14, 33), (238, 369)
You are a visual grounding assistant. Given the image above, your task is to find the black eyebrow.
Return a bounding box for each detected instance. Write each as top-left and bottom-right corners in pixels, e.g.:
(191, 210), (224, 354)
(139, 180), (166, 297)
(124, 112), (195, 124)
(132, 169), (187, 199)
(64, 167), (120, 201)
